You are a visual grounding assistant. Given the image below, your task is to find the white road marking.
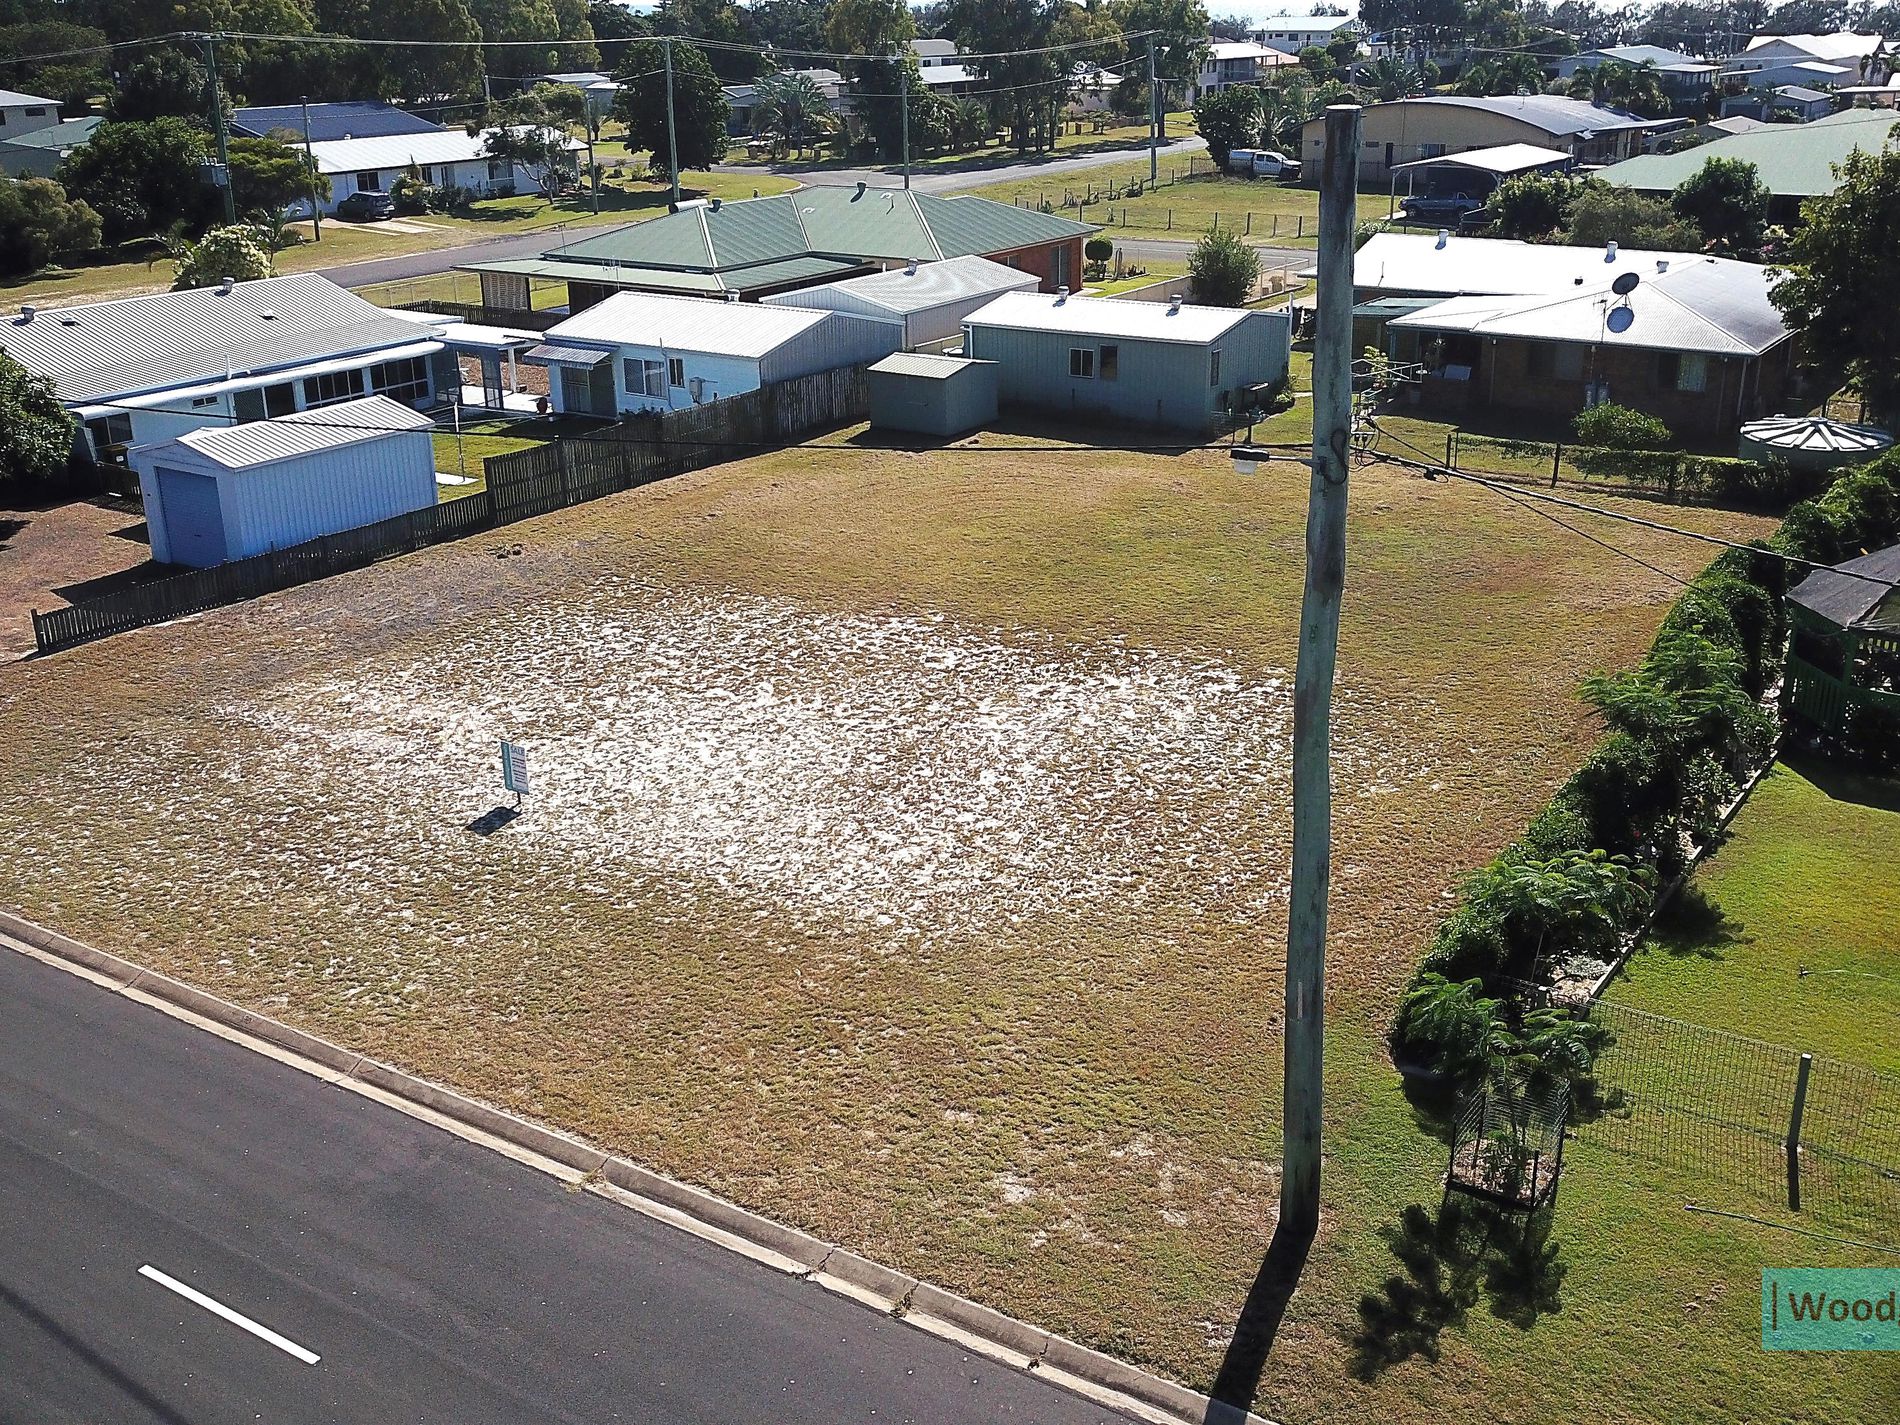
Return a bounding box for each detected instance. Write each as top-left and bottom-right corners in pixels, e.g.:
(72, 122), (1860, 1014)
(137, 1265), (322, 1366)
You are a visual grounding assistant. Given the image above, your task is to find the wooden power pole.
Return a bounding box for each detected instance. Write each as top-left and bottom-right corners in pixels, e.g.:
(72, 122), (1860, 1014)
(1279, 102), (1360, 1241)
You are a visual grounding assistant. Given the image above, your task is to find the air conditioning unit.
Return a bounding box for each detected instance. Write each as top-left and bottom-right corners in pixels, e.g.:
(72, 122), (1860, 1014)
(689, 377), (705, 402)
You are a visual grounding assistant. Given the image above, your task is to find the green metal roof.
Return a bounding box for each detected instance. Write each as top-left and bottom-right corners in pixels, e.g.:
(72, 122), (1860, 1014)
(466, 252), (862, 296)
(1596, 108), (1900, 197)
(0, 115), (101, 152)
(477, 186), (1091, 283)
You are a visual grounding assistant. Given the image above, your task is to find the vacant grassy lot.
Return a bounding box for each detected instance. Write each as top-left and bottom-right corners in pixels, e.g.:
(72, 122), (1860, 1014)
(8, 437), (1879, 1423)
(965, 156), (1321, 244)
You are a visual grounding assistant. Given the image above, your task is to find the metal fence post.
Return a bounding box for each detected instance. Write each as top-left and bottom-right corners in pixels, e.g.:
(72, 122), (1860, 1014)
(1786, 1052), (1812, 1211)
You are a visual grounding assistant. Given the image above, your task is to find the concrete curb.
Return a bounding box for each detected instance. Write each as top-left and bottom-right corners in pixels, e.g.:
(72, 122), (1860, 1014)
(0, 909), (1275, 1425)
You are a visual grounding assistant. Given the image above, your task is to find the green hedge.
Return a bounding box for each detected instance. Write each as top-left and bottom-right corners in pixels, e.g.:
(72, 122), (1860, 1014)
(1394, 451), (1900, 1065)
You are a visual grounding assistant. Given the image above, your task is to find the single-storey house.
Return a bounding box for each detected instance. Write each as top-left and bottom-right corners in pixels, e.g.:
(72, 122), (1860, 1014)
(465, 184), (1094, 312)
(962, 291), (1293, 432)
(526, 291), (900, 417)
(295, 127), (582, 216)
(1381, 250), (1795, 437)
(1596, 107), (1900, 216)
(230, 101), (443, 142)
(760, 255), (1039, 350)
(911, 39), (959, 66)
(867, 352), (999, 438)
(1301, 95), (1672, 184)
(129, 395), (438, 568)
(917, 64), (982, 98)
(0, 274), (451, 461)
(1765, 85), (1837, 121)
(0, 87), (59, 141)
(0, 114), (101, 177)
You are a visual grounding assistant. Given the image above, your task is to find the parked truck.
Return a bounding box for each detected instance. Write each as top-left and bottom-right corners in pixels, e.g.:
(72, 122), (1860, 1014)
(1226, 148), (1302, 181)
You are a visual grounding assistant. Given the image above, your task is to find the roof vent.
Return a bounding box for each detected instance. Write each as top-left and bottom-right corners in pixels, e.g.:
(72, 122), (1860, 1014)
(1604, 241), (1618, 261)
(219, 275), (236, 294)
(1656, 259), (1670, 273)
(1054, 285), (1069, 304)
(709, 197), (721, 211)
(726, 291), (740, 302)
(16, 304), (35, 323)
(1435, 228), (1449, 248)
(1168, 294), (1183, 314)
(259, 310), (276, 320)
(855, 180), (867, 197)
(905, 258), (918, 275)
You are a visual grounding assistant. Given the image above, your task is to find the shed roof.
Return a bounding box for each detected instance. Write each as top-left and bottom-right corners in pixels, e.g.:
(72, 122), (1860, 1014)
(1389, 142), (1573, 175)
(0, 115), (100, 153)
(1596, 106), (1900, 195)
(0, 273), (439, 406)
(869, 352), (993, 380)
(0, 87), (55, 107)
(157, 395), (433, 469)
(1387, 254), (1790, 357)
(963, 291), (1262, 344)
(545, 290), (845, 357)
(231, 101), (441, 142)
(1788, 544), (1900, 630)
(1738, 31), (1884, 61)
(1773, 84), (1833, 101)
(1337, 95), (1658, 138)
(1586, 44), (1703, 67)
(772, 254), (1038, 316)
(1355, 231), (1689, 298)
(305, 126), (579, 175)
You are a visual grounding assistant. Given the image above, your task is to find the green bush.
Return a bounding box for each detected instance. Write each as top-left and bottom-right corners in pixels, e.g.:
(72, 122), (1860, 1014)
(1395, 973), (1513, 1084)
(1573, 402), (1673, 450)
(389, 173), (428, 215)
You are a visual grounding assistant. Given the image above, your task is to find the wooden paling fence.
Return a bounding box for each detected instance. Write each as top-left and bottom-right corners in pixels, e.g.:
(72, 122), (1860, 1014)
(32, 367), (869, 655)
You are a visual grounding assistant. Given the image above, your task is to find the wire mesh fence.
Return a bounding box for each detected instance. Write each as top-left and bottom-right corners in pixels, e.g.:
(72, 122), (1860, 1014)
(1573, 996), (1900, 1245)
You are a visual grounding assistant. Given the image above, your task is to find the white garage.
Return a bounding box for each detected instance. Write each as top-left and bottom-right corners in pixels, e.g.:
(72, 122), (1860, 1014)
(129, 396), (437, 568)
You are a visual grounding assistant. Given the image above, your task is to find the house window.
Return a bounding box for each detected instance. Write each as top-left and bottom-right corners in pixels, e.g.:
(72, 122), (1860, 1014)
(1052, 244), (1071, 286)
(1554, 344), (1584, 381)
(371, 355), (429, 403)
(1420, 142), (1447, 157)
(190, 394), (220, 409)
(1209, 348), (1222, 386)
(264, 382), (296, 417)
(1655, 352), (1680, 389)
(24, 106), (46, 117)
(1099, 344), (1119, 380)
(420, 167), (435, 183)
(1069, 346), (1096, 378)
(487, 160), (504, 181)
(355, 171), (379, 191)
(626, 358), (665, 397)
(86, 412), (133, 449)
(668, 357), (685, 388)
(303, 367), (366, 406)
(1526, 344), (1554, 381)
(1676, 352), (1709, 393)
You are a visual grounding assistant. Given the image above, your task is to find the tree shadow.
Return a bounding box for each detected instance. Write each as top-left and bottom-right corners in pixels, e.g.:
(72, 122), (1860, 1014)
(1348, 1198), (1568, 1379)
(1646, 882), (1749, 961)
(1784, 748), (1900, 814)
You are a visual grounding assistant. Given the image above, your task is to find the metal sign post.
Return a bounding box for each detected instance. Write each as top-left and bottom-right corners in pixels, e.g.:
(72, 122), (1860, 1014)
(500, 740), (530, 805)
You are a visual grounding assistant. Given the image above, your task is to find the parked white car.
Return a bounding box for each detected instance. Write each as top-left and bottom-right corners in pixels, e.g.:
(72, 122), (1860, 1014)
(1226, 148), (1302, 180)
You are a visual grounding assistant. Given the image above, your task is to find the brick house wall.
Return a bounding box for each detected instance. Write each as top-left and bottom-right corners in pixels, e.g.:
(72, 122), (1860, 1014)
(1394, 329), (1796, 438)
(988, 236), (1087, 293)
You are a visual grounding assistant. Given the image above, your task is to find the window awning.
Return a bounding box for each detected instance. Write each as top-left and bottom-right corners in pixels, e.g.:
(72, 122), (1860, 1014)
(523, 342), (613, 367)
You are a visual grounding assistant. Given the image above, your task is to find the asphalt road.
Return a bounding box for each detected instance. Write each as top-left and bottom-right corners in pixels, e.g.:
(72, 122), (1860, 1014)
(314, 136), (1211, 291)
(0, 948), (1133, 1425)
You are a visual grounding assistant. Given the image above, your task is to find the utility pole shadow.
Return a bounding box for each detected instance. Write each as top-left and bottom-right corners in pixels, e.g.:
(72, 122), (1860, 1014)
(1205, 1220), (1315, 1422)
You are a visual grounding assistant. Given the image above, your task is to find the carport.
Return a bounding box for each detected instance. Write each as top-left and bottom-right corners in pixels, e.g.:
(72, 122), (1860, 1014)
(1387, 143), (1574, 222)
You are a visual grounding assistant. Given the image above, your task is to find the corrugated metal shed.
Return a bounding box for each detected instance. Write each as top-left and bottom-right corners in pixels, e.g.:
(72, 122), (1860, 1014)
(1390, 143), (1573, 175)
(762, 256), (1039, 347)
(161, 395), (434, 468)
(1597, 108), (1900, 196)
(1386, 255), (1790, 357)
(0, 273), (437, 405)
(129, 396), (438, 568)
(1393, 94), (1656, 137)
(868, 354), (998, 437)
(1739, 416), (1893, 471)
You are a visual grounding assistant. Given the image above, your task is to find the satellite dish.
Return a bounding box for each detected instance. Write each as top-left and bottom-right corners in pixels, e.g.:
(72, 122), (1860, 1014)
(1606, 306), (1636, 334)
(1611, 271), (1641, 296)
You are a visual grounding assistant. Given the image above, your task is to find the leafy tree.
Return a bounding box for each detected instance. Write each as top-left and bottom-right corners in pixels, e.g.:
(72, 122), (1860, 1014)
(588, 0), (651, 59)
(110, 49), (227, 124)
(612, 37), (730, 176)
(827, 0), (916, 160)
(751, 70), (836, 157)
(1563, 182), (1701, 251)
(0, 21), (110, 111)
(227, 136), (329, 219)
(1106, 0), (1210, 131)
(0, 352), (77, 489)
(480, 88), (585, 199)
(1671, 155), (1769, 253)
(1397, 973), (1515, 1085)
(1490, 170), (1572, 239)
(1193, 84), (1261, 167)
(1449, 52), (1546, 96)
(312, 0), (483, 104)
(1773, 145), (1900, 427)
(747, 0), (827, 55)
(550, 0), (602, 72)
(469, 0), (563, 79)
(1297, 45), (1333, 78)
(947, 0), (1069, 154)
(1359, 0), (1464, 30)
(1362, 55), (1426, 101)
(1567, 59), (1671, 118)
(57, 118), (218, 248)
(825, 0), (914, 52)
(1188, 225), (1258, 305)
(658, 0), (761, 79)
(0, 176), (100, 276)
(169, 223), (276, 289)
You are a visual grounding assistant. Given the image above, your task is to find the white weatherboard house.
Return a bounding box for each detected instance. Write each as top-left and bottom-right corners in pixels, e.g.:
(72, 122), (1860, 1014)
(962, 291), (1293, 432)
(527, 291), (901, 417)
(0, 87), (59, 140)
(761, 255), (1040, 351)
(298, 128), (582, 216)
(129, 396), (437, 568)
(0, 274), (450, 462)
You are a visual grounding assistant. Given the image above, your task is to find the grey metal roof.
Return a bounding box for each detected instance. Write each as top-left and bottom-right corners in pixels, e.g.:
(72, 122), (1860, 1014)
(162, 395), (433, 469)
(0, 273), (440, 405)
(1788, 544), (1900, 630)
(1392, 95), (1659, 136)
(1772, 85), (1831, 101)
(868, 352), (992, 380)
(1389, 143), (1573, 175)
(0, 88), (55, 107)
(305, 127), (579, 175)
(771, 255), (1039, 317)
(231, 102), (441, 142)
(0, 115), (100, 152)
(524, 343), (612, 367)
(1355, 231), (1689, 299)
(546, 290), (839, 357)
(963, 291), (1261, 344)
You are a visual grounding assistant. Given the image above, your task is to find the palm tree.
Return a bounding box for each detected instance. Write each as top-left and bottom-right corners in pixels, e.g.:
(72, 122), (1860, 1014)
(752, 71), (833, 160)
(1362, 56), (1425, 102)
(952, 97), (990, 151)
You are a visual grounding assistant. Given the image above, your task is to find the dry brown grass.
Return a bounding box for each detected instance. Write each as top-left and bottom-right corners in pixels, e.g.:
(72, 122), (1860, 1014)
(0, 438), (1792, 1422)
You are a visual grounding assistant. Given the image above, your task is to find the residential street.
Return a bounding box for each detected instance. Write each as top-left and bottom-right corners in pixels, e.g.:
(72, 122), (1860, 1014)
(0, 948), (1132, 1425)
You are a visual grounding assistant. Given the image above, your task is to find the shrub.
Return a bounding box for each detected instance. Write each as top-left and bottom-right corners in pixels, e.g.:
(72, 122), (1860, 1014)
(1573, 402), (1673, 450)
(1084, 236), (1113, 264)
(1420, 899), (1515, 982)
(1396, 974), (1513, 1084)
(389, 173), (429, 215)
(1188, 226), (1259, 307)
